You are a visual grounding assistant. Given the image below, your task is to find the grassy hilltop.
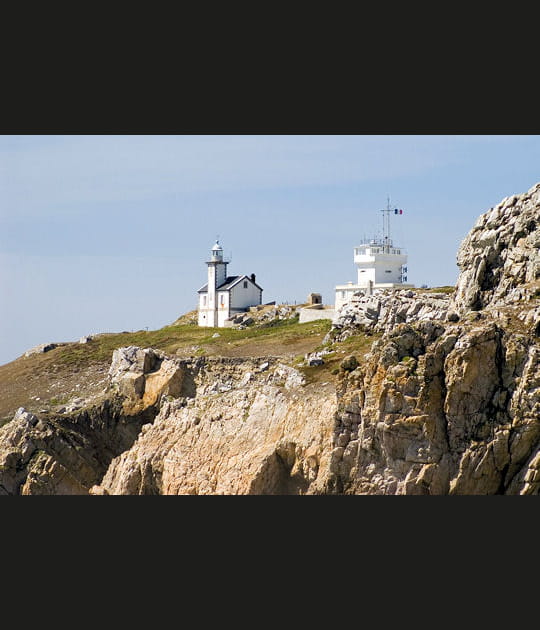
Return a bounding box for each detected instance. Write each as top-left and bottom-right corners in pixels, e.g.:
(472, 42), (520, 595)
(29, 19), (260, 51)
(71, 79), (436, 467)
(0, 291), (458, 427)
(0, 304), (360, 425)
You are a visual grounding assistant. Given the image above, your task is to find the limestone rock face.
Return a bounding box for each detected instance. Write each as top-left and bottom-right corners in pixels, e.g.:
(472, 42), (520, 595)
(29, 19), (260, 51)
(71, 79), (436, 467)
(108, 346), (162, 381)
(328, 316), (540, 494)
(90, 296), (540, 495)
(91, 358), (333, 495)
(108, 346), (189, 413)
(453, 182), (540, 312)
(0, 397), (156, 495)
(329, 289), (451, 342)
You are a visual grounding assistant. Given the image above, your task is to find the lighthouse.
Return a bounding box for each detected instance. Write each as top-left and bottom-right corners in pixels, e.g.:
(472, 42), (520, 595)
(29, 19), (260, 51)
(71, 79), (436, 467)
(335, 199), (414, 310)
(203, 240), (228, 327)
(197, 239), (263, 327)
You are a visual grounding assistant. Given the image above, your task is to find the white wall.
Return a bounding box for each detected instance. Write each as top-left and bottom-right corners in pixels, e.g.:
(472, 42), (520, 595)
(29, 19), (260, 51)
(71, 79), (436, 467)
(207, 264), (216, 312)
(217, 291), (230, 327)
(198, 308), (210, 326)
(355, 252), (407, 285)
(372, 257), (406, 284)
(356, 267), (376, 285)
(335, 285), (360, 310)
(215, 262), (228, 288)
(230, 278), (262, 310)
(198, 288), (220, 327)
(298, 307), (335, 323)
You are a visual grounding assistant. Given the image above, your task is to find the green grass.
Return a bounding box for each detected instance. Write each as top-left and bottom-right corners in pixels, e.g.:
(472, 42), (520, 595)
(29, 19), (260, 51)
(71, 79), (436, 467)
(416, 285), (455, 294)
(50, 317), (333, 369)
(49, 394), (71, 406)
(326, 330), (381, 356)
(296, 330), (381, 384)
(201, 316), (330, 345)
(51, 324), (207, 366)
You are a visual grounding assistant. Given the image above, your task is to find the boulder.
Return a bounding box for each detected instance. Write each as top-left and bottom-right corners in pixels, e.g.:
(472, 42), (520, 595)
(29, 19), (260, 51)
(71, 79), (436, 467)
(108, 346), (160, 381)
(305, 352), (324, 366)
(340, 355), (359, 372)
(24, 343), (57, 357)
(13, 407), (38, 427)
(108, 346), (184, 412)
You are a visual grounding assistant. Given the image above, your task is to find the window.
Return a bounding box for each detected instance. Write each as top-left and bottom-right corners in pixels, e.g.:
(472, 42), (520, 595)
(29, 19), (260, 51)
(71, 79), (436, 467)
(243, 281), (248, 288)
(220, 295), (225, 306)
(202, 295), (207, 306)
(341, 291), (346, 298)
(385, 270), (392, 273)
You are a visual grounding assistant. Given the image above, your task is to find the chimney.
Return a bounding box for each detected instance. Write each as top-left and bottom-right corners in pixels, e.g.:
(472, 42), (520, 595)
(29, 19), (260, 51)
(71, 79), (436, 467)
(250, 273), (256, 283)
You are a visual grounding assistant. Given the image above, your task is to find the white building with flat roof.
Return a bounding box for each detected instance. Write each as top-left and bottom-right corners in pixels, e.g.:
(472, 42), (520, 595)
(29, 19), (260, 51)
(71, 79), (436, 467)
(335, 200), (414, 310)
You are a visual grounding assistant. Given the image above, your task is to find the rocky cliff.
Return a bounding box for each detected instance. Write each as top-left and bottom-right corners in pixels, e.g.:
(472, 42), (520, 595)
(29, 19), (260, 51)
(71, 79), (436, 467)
(1, 183), (539, 494)
(92, 352), (336, 495)
(324, 183), (540, 494)
(453, 185), (540, 312)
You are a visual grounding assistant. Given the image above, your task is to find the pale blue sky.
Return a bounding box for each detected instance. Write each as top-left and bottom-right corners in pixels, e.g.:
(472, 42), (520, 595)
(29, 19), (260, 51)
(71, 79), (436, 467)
(1, 134), (539, 365)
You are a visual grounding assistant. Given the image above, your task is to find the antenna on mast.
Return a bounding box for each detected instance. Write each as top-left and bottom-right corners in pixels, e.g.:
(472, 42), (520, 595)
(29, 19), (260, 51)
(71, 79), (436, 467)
(381, 195), (392, 252)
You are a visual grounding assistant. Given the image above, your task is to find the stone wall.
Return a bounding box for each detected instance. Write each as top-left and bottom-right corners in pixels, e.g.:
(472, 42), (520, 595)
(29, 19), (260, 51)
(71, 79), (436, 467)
(298, 307), (336, 323)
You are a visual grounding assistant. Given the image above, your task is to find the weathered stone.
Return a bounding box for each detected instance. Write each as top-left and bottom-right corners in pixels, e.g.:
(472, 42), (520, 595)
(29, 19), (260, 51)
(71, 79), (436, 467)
(453, 181), (540, 312)
(328, 289), (451, 343)
(108, 346), (159, 381)
(340, 355), (359, 372)
(24, 343), (57, 357)
(13, 407), (38, 427)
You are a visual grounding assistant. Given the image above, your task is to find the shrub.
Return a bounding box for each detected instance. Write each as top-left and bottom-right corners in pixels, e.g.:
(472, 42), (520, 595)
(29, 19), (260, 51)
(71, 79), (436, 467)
(340, 355), (359, 372)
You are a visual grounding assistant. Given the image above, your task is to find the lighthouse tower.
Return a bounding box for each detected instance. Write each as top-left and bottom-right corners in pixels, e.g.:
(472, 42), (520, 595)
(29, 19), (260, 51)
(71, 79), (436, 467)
(200, 240), (229, 327)
(335, 199), (414, 310)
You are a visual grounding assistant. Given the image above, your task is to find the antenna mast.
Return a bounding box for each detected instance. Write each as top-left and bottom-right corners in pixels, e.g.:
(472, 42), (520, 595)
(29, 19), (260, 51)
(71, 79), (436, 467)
(381, 196), (392, 252)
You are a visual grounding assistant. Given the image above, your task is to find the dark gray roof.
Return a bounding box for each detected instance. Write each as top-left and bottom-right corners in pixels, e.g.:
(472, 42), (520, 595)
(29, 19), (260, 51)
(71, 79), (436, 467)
(197, 275), (263, 293)
(219, 275), (249, 291)
(197, 276), (239, 293)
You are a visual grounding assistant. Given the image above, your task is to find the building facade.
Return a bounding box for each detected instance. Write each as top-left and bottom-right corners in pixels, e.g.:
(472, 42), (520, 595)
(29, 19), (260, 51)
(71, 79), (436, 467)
(335, 202), (414, 310)
(197, 240), (263, 327)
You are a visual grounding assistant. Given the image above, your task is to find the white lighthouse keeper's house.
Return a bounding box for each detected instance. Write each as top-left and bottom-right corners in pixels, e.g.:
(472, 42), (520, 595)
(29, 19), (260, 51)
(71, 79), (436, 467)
(197, 240), (263, 327)
(335, 200), (414, 310)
